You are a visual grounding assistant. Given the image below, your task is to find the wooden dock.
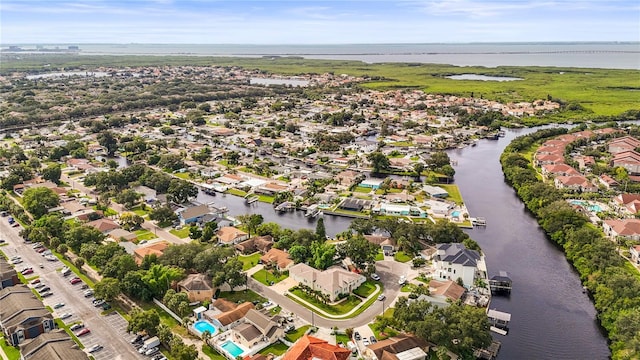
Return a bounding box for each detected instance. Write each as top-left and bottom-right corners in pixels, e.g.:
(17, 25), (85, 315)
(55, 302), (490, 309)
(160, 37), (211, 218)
(474, 340), (501, 360)
(489, 271), (512, 295)
(245, 195), (259, 204)
(487, 309), (511, 330)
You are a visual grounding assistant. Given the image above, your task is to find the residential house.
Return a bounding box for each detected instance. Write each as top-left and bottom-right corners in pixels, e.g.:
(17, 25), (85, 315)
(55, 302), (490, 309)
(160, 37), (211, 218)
(216, 174), (244, 186)
(608, 136), (640, 154)
(603, 219), (640, 241)
(422, 185), (448, 198)
(235, 236), (274, 255)
(255, 182), (289, 196)
(534, 153), (565, 167)
(366, 334), (431, 360)
(230, 309), (283, 349)
(630, 245), (640, 265)
(178, 204), (212, 225)
(289, 263), (366, 302)
(373, 203), (427, 218)
(260, 248), (293, 270)
(359, 179), (384, 189)
(209, 302), (254, 331)
(613, 193), (640, 215)
(554, 175), (597, 192)
(0, 285), (55, 346)
(282, 335), (351, 360)
(107, 228), (138, 242)
(217, 226), (249, 245)
(0, 259), (19, 289)
(177, 274), (214, 302)
(58, 200), (95, 221)
(335, 170), (360, 187)
(19, 329), (89, 360)
(86, 218), (120, 234)
(433, 243), (485, 288)
(364, 235), (396, 254)
(133, 241), (170, 265)
(611, 150), (640, 175)
(133, 185), (157, 203)
(388, 158), (411, 171)
(541, 164), (580, 178)
(598, 174), (619, 190)
(416, 280), (466, 308)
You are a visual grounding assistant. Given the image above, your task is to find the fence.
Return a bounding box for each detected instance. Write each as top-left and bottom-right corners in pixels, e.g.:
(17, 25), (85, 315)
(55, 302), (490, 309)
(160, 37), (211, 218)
(152, 298), (184, 325)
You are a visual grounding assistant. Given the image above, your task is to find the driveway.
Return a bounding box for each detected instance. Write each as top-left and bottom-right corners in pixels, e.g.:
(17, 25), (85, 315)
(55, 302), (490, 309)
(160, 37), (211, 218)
(248, 260), (409, 330)
(0, 219), (145, 360)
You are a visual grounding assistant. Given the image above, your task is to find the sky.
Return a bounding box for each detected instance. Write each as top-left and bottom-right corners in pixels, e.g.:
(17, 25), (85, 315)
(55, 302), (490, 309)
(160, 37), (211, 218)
(1, 0), (639, 44)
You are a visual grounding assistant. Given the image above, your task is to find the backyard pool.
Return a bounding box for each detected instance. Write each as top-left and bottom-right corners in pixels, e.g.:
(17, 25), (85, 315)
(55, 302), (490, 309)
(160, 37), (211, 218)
(451, 210), (461, 217)
(570, 200), (603, 212)
(193, 320), (217, 337)
(221, 340), (245, 358)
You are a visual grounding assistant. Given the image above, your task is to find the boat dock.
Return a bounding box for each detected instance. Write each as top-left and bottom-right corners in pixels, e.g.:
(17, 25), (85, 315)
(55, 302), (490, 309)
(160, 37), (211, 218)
(487, 309), (511, 332)
(474, 340), (501, 360)
(274, 201), (296, 212)
(470, 217), (486, 226)
(245, 195), (259, 204)
(489, 271), (513, 295)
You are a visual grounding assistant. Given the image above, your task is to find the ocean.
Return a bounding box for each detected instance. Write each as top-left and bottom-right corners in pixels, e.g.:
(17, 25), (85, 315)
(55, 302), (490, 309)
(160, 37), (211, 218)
(5, 42), (640, 69)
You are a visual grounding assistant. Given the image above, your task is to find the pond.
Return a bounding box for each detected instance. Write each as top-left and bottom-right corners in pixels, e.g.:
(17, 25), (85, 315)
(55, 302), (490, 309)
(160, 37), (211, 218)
(446, 74), (523, 81)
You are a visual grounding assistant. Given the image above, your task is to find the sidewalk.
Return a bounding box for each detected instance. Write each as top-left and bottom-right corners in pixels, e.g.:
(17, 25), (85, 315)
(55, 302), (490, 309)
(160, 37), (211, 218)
(286, 284), (381, 319)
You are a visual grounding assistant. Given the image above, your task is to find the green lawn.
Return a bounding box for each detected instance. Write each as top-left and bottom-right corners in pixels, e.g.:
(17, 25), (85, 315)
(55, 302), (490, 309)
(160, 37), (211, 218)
(335, 333), (351, 345)
(226, 188), (248, 197)
(134, 229), (158, 241)
(375, 251), (384, 261)
(258, 194), (275, 204)
(169, 227), (191, 238)
(238, 253), (261, 271)
(173, 172), (191, 179)
(394, 251), (412, 263)
(252, 269), (288, 286)
(438, 184), (464, 205)
(131, 205), (150, 216)
(203, 345), (227, 360)
(401, 283), (417, 292)
(259, 341), (289, 356)
(289, 289), (362, 315)
(285, 325), (311, 343)
(53, 251), (96, 287)
(54, 318), (84, 349)
(218, 289), (266, 304)
(0, 337), (20, 360)
(354, 186), (373, 193)
(353, 281), (378, 298)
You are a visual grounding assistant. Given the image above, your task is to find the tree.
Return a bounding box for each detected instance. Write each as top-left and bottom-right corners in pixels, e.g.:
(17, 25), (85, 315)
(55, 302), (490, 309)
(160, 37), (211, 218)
(95, 277), (121, 301)
(97, 131), (118, 156)
(115, 189), (141, 209)
(315, 217), (326, 240)
(64, 224), (105, 253)
(74, 257), (85, 269)
(224, 258), (246, 289)
(310, 241), (336, 270)
(22, 187), (60, 218)
(149, 206), (178, 226)
(237, 214), (264, 237)
(120, 212), (144, 230)
(156, 323), (174, 348)
(142, 264), (184, 297)
(167, 179), (197, 204)
(288, 245), (310, 264)
(367, 152), (390, 173)
(42, 165), (62, 184)
(102, 254), (138, 280)
(121, 271), (153, 301)
(337, 234), (379, 272)
(127, 308), (160, 336)
(189, 225), (202, 240)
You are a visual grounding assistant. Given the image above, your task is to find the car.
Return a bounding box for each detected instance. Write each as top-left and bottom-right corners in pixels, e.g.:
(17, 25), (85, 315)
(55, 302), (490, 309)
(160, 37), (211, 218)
(362, 338), (370, 346)
(83, 289), (94, 297)
(61, 269), (72, 277)
(370, 336), (377, 344)
(139, 240), (148, 245)
(370, 273), (381, 281)
(0, 239), (6, 243)
(44, 255), (57, 261)
(145, 347), (159, 356)
(21, 268), (34, 275)
(354, 332), (361, 340)
(42, 250), (52, 256)
(38, 286), (51, 293)
(30, 279), (41, 285)
(261, 301), (273, 308)
(398, 275), (406, 285)
(32, 243), (44, 249)
(53, 302), (65, 309)
(34, 283), (46, 289)
(87, 344), (103, 353)
(36, 247), (47, 253)
(75, 328), (91, 336)
(152, 355), (166, 360)
(39, 263), (44, 268)
(10, 258), (23, 264)
(80, 284), (89, 290)
(40, 291), (53, 298)
(70, 277), (82, 285)
(285, 325), (295, 333)
(60, 313), (72, 320)
(93, 299), (105, 307)
(70, 323), (84, 331)
(130, 334), (143, 344)
(102, 302), (112, 310)
(11, 222), (19, 228)
(377, 294), (386, 301)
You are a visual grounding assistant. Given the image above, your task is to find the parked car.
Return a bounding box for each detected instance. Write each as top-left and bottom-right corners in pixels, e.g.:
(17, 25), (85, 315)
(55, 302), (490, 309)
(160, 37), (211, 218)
(130, 334), (143, 344)
(75, 328), (91, 337)
(370, 336), (377, 344)
(53, 302), (65, 309)
(0, 239), (5, 243)
(30, 279), (41, 285)
(40, 291), (53, 298)
(70, 323), (84, 331)
(93, 299), (105, 307)
(362, 338), (370, 346)
(34, 283), (45, 289)
(32, 243), (44, 249)
(36, 247), (47, 253)
(10, 258), (23, 265)
(70, 277), (82, 285)
(377, 294), (386, 301)
(80, 284), (89, 290)
(370, 273), (380, 281)
(83, 289), (94, 297)
(354, 332), (361, 340)
(262, 301), (273, 308)
(398, 275), (406, 285)
(60, 313), (72, 320)
(38, 286), (51, 293)
(87, 344), (103, 353)
(21, 268), (34, 275)
(285, 325), (295, 333)
(11, 222), (19, 228)
(145, 347), (159, 356)
(102, 302), (112, 310)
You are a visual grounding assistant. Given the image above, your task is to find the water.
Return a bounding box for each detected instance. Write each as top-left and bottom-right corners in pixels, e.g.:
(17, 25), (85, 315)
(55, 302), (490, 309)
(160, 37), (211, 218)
(447, 128), (610, 359)
(446, 74), (523, 82)
(25, 71), (109, 79)
(220, 340), (245, 357)
(250, 78), (309, 87)
(6, 43), (639, 69)
(193, 320), (217, 336)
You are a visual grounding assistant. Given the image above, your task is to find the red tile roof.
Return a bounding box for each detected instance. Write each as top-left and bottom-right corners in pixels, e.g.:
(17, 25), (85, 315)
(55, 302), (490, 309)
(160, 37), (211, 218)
(282, 336), (351, 360)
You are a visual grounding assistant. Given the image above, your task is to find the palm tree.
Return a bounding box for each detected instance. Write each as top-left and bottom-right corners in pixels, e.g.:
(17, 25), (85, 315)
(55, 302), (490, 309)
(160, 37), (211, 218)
(202, 330), (212, 346)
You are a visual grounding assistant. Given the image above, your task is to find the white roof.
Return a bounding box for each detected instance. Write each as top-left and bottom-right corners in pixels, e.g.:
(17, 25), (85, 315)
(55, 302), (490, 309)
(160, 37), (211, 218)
(395, 347), (428, 360)
(240, 178), (267, 187)
(194, 306), (207, 314)
(361, 178), (384, 186)
(381, 203), (411, 212)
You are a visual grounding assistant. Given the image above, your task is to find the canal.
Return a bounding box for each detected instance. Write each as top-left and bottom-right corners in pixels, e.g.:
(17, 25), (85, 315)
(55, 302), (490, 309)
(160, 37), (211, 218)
(448, 128), (609, 359)
(197, 127), (609, 359)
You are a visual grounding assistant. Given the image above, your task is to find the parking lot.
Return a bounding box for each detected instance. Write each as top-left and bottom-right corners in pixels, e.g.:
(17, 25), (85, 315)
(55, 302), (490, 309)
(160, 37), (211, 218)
(0, 219), (146, 360)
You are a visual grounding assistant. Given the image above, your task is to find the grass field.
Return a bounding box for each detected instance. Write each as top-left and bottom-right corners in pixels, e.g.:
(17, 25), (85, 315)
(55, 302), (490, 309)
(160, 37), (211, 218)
(289, 289), (363, 316)
(284, 325), (311, 343)
(169, 227), (190, 238)
(252, 269), (288, 286)
(394, 251), (413, 263)
(134, 229), (158, 241)
(203, 345), (227, 360)
(218, 289), (266, 304)
(353, 281), (379, 298)
(439, 184), (465, 205)
(0, 337), (20, 360)
(259, 341), (289, 356)
(238, 252), (261, 271)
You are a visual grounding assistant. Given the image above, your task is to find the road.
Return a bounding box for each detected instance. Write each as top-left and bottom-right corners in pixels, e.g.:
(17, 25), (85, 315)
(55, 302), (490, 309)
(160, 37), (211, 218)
(248, 260), (410, 329)
(0, 218), (145, 360)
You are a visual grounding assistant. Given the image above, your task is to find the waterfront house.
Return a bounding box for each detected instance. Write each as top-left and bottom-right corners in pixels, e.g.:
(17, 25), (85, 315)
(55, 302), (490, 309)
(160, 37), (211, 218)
(260, 248), (293, 270)
(359, 178), (384, 190)
(335, 170), (360, 187)
(603, 219), (640, 241)
(20, 329), (89, 360)
(282, 335), (351, 360)
(0, 258), (19, 290)
(230, 309), (283, 349)
(0, 285), (55, 346)
(234, 235), (274, 255)
(608, 136), (640, 154)
(433, 243), (485, 288)
(415, 280), (466, 308)
(366, 334), (431, 360)
(374, 203), (427, 218)
(289, 263), (366, 302)
(611, 150), (640, 175)
(217, 226), (249, 245)
(177, 273), (214, 302)
(423, 185), (449, 198)
(630, 245), (640, 265)
(178, 204), (212, 225)
(612, 193), (640, 215)
(541, 164), (580, 179)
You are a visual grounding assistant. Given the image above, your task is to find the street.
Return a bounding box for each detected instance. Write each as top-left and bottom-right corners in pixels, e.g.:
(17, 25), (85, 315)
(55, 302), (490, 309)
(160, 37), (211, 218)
(0, 218), (145, 360)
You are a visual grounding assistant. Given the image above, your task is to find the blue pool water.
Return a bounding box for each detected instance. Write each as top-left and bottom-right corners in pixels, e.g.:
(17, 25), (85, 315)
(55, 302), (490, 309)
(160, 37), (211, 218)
(451, 211), (461, 217)
(193, 320), (217, 336)
(570, 200), (602, 212)
(221, 341), (244, 358)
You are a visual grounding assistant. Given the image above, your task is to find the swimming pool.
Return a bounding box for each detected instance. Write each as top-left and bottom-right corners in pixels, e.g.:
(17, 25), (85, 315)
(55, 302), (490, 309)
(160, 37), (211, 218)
(193, 320), (217, 337)
(570, 200), (602, 212)
(221, 340), (245, 358)
(451, 211), (461, 217)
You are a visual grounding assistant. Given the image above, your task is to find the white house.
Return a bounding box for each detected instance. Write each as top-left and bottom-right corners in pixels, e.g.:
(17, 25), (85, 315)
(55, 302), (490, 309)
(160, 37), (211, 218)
(630, 245), (640, 265)
(433, 243), (485, 288)
(289, 263), (365, 302)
